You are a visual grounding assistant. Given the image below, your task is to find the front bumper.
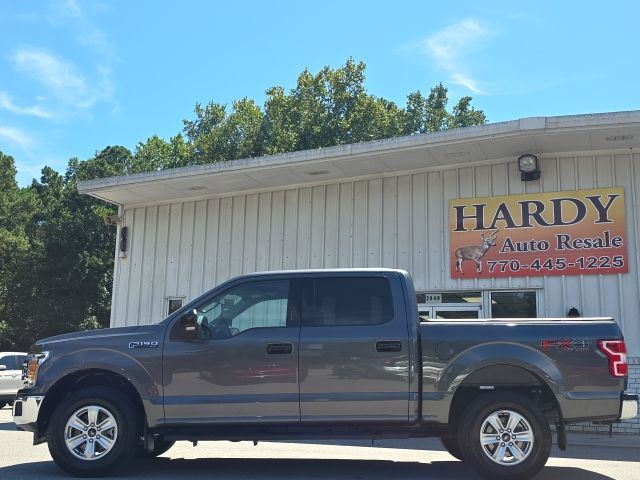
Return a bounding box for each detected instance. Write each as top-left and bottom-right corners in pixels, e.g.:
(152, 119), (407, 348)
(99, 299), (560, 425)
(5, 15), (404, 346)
(12, 394), (44, 432)
(619, 392), (638, 421)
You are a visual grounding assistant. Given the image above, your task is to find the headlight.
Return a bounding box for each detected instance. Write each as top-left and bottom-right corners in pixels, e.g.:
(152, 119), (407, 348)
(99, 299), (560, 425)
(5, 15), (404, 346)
(24, 351), (49, 387)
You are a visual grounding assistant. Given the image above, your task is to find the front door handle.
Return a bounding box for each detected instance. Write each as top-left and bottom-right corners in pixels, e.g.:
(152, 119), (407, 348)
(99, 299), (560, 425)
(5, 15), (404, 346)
(376, 341), (403, 353)
(266, 343), (293, 355)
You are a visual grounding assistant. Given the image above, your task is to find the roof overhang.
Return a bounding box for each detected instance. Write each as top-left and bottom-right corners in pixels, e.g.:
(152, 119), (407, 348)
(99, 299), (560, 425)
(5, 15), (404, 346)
(77, 110), (640, 207)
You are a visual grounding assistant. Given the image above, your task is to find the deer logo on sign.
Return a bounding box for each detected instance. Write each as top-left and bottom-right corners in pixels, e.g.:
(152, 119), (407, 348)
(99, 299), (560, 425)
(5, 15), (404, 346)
(454, 229), (499, 274)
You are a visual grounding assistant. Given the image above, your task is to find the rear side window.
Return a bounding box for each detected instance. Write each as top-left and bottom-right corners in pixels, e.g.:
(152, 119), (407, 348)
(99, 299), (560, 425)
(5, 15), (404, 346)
(304, 277), (394, 326)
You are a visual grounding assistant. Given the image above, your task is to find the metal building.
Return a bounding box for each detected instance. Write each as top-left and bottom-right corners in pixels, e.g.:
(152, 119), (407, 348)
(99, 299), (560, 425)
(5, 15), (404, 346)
(79, 110), (640, 433)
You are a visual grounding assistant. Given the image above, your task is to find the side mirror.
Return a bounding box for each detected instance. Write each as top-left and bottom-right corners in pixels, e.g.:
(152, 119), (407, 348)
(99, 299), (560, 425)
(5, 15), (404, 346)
(0, 365), (6, 371)
(180, 310), (198, 339)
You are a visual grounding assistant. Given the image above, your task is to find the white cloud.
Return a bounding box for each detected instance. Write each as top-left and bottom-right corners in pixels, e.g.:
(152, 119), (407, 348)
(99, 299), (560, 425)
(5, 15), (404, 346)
(12, 46), (112, 110)
(0, 126), (35, 150)
(450, 74), (484, 95)
(0, 91), (53, 119)
(423, 19), (489, 95)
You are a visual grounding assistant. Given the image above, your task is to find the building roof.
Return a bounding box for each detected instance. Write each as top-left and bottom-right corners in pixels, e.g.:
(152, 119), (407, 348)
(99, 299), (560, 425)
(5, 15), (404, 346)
(77, 110), (640, 206)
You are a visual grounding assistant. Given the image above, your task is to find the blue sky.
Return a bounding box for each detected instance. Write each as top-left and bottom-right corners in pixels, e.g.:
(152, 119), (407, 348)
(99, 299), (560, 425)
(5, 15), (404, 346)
(1, 1), (638, 186)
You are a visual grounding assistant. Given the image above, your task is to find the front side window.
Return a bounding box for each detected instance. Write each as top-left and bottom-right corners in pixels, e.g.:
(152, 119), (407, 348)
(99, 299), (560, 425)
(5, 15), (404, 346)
(304, 277), (394, 326)
(195, 280), (291, 339)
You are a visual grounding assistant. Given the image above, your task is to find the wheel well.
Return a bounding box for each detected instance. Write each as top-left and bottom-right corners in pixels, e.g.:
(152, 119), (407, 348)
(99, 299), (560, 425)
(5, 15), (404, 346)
(448, 365), (561, 431)
(38, 369), (145, 434)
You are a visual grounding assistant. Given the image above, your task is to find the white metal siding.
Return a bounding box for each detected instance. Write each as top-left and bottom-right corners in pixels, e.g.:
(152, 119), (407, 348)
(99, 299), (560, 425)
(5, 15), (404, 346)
(111, 152), (640, 356)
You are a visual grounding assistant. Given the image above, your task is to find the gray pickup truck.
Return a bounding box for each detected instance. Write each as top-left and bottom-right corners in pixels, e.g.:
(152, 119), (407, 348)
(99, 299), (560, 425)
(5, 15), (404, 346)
(12, 269), (638, 479)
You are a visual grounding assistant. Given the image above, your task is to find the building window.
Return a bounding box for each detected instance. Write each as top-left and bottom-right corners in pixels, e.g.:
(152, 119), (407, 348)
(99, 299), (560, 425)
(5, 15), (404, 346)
(490, 291), (537, 318)
(167, 298), (184, 316)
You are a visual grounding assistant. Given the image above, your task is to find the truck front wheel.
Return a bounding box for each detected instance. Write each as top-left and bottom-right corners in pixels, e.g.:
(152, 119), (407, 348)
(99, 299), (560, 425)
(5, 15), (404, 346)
(47, 386), (140, 477)
(458, 392), (551, 479)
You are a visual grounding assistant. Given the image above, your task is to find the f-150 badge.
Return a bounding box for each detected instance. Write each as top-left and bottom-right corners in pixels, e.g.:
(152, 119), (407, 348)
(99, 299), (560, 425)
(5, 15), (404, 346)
(128, 341), (159, 349)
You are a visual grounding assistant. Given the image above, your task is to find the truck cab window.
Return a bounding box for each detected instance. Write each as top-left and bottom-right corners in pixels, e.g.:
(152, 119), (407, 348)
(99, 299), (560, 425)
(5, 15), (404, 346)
(195, 280), (291, 339)
(304, 277), (393, 326)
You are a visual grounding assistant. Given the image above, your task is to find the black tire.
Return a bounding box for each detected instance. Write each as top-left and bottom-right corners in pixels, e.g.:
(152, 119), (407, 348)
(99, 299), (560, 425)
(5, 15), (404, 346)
(458, 392), (551, 480)
(440, 434), (463, 461)
(47, 386), (140, 477)
(138, 439), (175, 458)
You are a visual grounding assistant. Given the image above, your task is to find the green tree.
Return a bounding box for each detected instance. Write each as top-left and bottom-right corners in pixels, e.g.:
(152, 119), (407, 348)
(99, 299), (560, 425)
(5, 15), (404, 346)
(184, 58), (486, 163)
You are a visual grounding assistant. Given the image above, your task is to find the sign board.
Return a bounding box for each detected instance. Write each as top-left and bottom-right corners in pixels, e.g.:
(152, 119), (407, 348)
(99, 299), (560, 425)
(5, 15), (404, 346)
(449, 188), (627, 279)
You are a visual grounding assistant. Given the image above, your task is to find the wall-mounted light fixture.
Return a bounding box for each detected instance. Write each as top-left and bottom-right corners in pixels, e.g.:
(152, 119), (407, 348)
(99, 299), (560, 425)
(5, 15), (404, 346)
(518, 154), (541, 181)
(119, 226), (128, 254)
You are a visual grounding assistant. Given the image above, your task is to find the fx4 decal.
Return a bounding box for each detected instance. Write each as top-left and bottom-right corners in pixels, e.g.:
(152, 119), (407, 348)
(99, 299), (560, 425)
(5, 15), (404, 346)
(541, 338), (590, 352)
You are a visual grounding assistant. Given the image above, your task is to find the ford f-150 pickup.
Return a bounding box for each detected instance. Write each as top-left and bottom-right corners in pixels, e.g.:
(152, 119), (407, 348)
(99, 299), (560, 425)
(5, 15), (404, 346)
(12, 269), (638, 478)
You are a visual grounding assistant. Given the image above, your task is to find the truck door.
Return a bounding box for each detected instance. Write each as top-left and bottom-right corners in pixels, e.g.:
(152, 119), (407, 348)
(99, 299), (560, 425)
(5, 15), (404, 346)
(299, 273), (411, 422)
(162, 275), (302, 423)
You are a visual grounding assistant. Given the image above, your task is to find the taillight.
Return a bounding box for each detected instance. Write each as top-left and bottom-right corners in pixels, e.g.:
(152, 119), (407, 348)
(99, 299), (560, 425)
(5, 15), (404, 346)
(598, 340), (628, 378)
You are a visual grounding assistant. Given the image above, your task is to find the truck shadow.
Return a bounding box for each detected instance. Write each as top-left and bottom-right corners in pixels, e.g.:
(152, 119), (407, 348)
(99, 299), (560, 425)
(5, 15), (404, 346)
(295, 438), (640, 463)
(0, 458), (619, 480)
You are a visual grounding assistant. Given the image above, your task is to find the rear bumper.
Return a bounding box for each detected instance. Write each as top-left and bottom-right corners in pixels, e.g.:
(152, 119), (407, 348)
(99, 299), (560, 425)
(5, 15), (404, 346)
(619, 392), (638, 421)
(12, 394), (44, 433)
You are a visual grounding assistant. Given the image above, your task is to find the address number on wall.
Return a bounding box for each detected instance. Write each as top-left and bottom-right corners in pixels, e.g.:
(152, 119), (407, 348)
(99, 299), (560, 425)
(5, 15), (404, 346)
(423, 294), (442, 304)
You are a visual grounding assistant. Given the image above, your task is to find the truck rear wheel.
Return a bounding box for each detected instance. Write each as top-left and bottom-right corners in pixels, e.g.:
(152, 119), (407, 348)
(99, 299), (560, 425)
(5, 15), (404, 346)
(47, 386), (140, 477)
(458, 392), (551, 479)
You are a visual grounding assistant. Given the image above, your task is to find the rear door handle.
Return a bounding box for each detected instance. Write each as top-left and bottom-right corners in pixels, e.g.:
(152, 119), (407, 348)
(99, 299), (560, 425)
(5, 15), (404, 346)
(376, 341), (403, 353)
(266, 343), (293, 355)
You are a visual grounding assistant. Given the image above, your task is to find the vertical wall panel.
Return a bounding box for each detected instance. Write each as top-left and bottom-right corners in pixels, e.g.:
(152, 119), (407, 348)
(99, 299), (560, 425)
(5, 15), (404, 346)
(229, 196), (245, 278)
(202, 198), (219, 290)
(397, 175), (412, 274)
(164, 204), (182, 299)
(139, 206), (157, 324)
(150, 205), (170, 322)
(177, 202), (194, 302)
(243, 194), (259, 273)
(337, 183), (354, 268)
(269, 191), (285, 269)
(382, 177), (397, 268)
(282, 190), (298, 269)
(125, 208), (145, 325)
(367, 179), (382, 267)
(411, 174), (427, 290)
(256, 192), (272, 271)
(190, 200), (207, 299)
(352, 181), (368, 267)
(426, 171), (443, 290)
(324, 184), (339, 268)
(216, 197), (232, 283)
(310, 186), (325, 269)
(296, 188), (312, 268)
